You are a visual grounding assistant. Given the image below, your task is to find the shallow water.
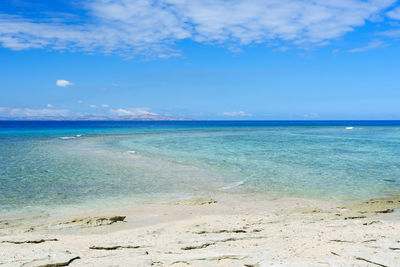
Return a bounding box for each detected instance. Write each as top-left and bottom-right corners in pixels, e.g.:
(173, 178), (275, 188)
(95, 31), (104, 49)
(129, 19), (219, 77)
(1, 121), (400, 212)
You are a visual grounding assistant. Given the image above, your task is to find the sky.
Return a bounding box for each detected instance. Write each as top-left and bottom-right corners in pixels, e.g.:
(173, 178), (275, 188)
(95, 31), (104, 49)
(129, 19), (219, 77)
(1, 0), (400, 120)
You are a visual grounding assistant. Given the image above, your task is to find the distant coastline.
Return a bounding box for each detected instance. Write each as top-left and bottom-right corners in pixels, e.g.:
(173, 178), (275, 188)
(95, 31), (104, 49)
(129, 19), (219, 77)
(1, 118), (400, 124)
(0, 114), (191, 121)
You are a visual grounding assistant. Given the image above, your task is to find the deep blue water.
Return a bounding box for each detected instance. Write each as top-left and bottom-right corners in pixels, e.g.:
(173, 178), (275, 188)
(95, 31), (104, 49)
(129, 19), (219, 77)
(2, 120), (400, 130)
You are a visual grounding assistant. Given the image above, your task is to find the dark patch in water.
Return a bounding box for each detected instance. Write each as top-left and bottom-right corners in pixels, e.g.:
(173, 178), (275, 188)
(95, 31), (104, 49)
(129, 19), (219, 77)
(383, 179), (396, 183)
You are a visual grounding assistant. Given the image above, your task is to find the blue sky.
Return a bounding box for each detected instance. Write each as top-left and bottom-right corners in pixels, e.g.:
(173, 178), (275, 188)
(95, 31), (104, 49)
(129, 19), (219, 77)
(1, 0), (400, 119)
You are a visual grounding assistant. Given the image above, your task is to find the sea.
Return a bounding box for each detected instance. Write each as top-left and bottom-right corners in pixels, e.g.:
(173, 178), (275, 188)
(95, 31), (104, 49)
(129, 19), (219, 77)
(1, 120), (400, 213)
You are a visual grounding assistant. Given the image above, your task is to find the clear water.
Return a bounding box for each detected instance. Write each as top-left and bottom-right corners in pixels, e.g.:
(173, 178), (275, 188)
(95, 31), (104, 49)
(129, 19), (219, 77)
(1, 121), (400, 211)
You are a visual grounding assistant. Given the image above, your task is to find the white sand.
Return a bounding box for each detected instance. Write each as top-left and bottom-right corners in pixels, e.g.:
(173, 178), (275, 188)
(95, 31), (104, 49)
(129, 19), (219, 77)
(1, 193), (400, 266)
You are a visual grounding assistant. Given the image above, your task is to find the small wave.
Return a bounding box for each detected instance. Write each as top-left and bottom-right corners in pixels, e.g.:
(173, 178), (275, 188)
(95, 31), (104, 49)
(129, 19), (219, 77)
(345, 127), (354, 130)
(59, 136), (76, 140)
(127, 150), (136, 154)
(76, 134), (82, 137)
(221, 180), (245, 190)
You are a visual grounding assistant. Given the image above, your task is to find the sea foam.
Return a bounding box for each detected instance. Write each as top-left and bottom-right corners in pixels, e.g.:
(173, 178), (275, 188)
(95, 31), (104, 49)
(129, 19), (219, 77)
(221, 180), (245, 190)
(59, 136), (76, 140)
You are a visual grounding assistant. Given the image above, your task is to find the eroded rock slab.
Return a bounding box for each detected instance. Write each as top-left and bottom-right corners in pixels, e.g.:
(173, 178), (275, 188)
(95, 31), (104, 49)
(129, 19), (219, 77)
(20, 252), (80, 267)
(174, 198), (217, 206)
(89, 245), (141, 250)
(49, 216), (126, 229)
(194, 229), (247, 234)
(336, 197), (400, 219)
(1, 238), (58, 244)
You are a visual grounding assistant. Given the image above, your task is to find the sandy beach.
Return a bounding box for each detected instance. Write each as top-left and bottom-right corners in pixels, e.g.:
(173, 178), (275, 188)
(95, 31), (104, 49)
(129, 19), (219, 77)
(2, 0), (400, 264)
(1, 193), (400, 267)
(3, 0), (400, 263)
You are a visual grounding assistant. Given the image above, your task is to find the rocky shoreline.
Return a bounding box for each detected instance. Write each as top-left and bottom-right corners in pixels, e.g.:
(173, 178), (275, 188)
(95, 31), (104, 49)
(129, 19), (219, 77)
(1, 195), (400, 266)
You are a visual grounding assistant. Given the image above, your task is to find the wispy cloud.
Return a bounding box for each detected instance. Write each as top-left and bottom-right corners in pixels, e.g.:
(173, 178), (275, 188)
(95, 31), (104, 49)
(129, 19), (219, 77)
(56, 79), (74, 87)
(303, 112), (319, 119)
(387, 6), (400, 19)
(221, 111), (251, 117)
(109, 108), (156, 116)
(0, 0), (396, 57)
(348, 39), (385, 52)
(378, 29), (400, 38)
(0, 106), (158, 118)
(376, 6), (400, 39)
(0, 107), (69, 117)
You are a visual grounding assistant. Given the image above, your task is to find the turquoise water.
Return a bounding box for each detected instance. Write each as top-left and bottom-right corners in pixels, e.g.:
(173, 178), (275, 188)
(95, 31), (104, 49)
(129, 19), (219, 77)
(1, 121), (400, 211)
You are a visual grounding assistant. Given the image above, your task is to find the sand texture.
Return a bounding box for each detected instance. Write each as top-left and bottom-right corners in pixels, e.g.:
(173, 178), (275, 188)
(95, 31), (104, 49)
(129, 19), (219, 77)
(1, 194), (400, 266)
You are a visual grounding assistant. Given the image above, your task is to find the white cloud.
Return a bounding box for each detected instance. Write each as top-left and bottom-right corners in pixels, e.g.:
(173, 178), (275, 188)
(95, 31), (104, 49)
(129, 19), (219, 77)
(47, 104), (53, 108)
(56, 79), (74, 87)
(77, 100), (83, 104)
(348, 39), (385, 52)
(0, 107), (69, 117)
(378, 29), (400, 38)
(101, 104), (109, 108)
(0, 0), (396, 57)
(221, 111), (250, 116)
(387, 6), (400, 19)
(303, 112), (319, 118)
(109, 108), (157, 116)
(89, 104), (97, 108)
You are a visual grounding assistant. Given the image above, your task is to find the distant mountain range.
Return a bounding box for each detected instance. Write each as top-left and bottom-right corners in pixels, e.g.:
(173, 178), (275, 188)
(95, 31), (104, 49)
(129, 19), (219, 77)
(0, 114), (191, 121)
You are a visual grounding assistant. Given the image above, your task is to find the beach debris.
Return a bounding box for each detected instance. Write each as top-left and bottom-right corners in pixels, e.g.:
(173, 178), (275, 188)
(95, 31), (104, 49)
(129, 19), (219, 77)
(389, 247), (400, 250)
(330, 251), (340, 256)
(355, 257), (388, 267)
(89, 245), (141, 250)
(1, 238), (58, 244)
